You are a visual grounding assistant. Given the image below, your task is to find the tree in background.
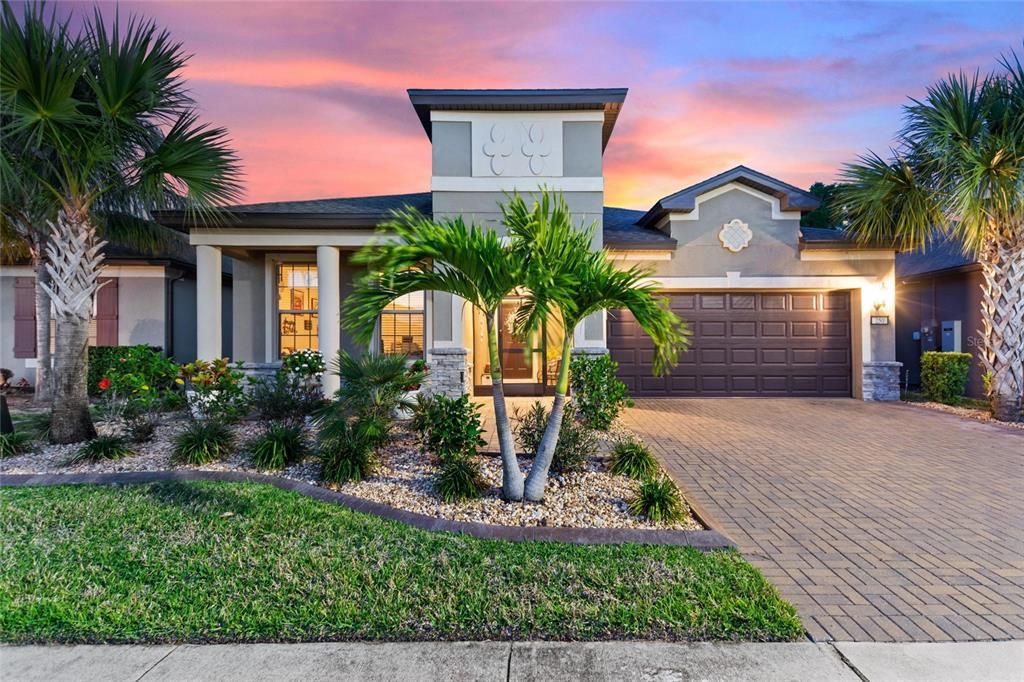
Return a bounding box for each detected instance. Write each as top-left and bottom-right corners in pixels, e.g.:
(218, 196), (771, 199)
(801, 182), (842, 229)
(1, 3), (243, 442)
(837, 48), (1023, 421)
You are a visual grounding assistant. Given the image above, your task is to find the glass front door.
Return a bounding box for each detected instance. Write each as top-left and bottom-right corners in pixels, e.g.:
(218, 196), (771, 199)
(472, 297), (565, 396)
(499, 300), (534, 380)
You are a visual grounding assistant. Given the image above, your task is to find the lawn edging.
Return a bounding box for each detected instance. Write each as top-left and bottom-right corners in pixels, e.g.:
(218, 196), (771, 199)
(0, 470), (734, 549)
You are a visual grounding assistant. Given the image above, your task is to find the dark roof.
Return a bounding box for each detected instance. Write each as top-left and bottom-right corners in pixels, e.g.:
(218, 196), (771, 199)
(897, 238), (978, 278)
(407, 88), (628, 149)
(602, 207), (677, 250)
(157, 192), (432, 231)
(638, 165), (820, 227)
(799, 226), (855, 243)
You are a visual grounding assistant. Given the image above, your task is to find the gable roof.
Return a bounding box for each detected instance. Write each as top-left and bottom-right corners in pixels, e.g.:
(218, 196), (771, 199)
(897, 237), (978, 278)
(638, 165), (820, 227)
(407, 88), (628, 149)
(603, 206), (677, 250)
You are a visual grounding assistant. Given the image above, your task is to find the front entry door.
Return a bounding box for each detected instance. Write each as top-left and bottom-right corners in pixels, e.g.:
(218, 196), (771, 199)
(499, 300), (534, 380)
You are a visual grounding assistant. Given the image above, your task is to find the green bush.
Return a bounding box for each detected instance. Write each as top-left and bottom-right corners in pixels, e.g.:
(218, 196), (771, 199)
(0, 432), (34, 458)
(248, 371), (324, 424)
(319, 418), (380, 484)
(331, 351), (426, 424)
(180, 359), (249, 422)
(419, 394), (485, 462)
(281, 348), (326, 379)
(570, 354), (632, 430)
(249, 423), (307, 470)
(514, 402), (594, 474)
(88, 345), (176, 396)
(610, 438), (659, 480)
(172, 420), (235, 465)
(629, 477), (687, 524)
(435, 457), (486, 502)
(410, 394), (436, 437)
(921, 352), (972, 405)
(67, 435), (133, 465)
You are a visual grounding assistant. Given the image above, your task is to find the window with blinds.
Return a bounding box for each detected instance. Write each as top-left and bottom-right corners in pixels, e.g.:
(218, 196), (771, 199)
(277, 264), (318, 357)
(380, 291), (424, 358)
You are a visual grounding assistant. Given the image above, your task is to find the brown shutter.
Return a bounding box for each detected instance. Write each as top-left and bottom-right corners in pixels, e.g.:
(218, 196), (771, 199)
(13, 277), (36, 358)
(96, 277), (118, 346)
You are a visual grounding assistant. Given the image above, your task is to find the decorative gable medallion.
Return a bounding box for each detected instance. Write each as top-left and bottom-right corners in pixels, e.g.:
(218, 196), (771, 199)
(719, 219), (753, 253)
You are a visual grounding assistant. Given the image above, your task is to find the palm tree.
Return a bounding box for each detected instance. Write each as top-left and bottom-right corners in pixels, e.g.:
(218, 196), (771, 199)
(344, 210), (527, 500)
(504, 192), (690, 501)
(1, 3), (243, 442)
(837, 49), (1023, 421)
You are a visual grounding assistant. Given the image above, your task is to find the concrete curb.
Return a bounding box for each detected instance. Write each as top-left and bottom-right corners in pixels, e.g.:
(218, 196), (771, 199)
(0, 470), (734, 549)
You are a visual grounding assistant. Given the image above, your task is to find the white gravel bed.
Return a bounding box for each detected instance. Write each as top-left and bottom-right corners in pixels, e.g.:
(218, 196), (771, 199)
(1, 412), (700, 531)
(905, 400), (1024, 430)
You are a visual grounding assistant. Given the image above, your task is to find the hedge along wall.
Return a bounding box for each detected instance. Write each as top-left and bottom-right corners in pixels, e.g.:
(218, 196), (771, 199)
(920, 351), (973, 405)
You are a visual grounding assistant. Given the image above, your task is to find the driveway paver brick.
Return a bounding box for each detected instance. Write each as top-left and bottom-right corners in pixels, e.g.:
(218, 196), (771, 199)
(619, 398), (1024, 643)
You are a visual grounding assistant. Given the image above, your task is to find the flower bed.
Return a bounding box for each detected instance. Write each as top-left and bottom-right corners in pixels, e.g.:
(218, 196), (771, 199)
(1, 411), (701, 531)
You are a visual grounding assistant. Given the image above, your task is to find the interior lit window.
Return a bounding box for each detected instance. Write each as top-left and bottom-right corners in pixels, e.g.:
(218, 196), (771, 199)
(380, 292), (424, 358)
(277, 264), (318, 357)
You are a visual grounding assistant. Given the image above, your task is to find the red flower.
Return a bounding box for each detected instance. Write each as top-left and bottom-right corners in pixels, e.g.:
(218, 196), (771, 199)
(98, 378), (111, 391)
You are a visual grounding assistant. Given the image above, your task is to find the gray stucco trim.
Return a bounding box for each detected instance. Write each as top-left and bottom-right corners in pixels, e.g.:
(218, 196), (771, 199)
(562, 121), (603, 178)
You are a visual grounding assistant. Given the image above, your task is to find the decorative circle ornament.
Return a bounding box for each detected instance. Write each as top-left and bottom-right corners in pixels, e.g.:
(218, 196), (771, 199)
(719, 219), (753, 253)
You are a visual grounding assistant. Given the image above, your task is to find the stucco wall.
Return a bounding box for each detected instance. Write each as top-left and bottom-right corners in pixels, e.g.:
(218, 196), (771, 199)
(0, 274), (25, 380)
(117, 277), (166, 348)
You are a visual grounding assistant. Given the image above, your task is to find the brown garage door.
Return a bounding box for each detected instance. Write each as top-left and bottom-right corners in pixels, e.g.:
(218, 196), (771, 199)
(609, 291), (852, 397)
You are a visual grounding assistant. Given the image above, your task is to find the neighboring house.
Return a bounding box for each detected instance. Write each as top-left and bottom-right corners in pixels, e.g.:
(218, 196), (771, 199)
(895, 239), (986, 398)
(0, 227), (233, 386)
(158, 88), (900, 400)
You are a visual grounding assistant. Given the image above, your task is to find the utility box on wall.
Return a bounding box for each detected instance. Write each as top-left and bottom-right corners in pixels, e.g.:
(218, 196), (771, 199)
(941, 320), (962, 352)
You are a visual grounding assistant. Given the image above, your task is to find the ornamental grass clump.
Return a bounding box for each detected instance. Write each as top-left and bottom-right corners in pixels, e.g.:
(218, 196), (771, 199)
(0, 432), (34, 458)
(610, 438), (659, 480)
(172, 420), (235, 465)
(67, 435), (133, 465)
(249, 423), (307, 470)
(318, 418), (381, 484)
(629, 477), (687, 524)
(435, 457), (486, 503)
(514, 401), (594, 474)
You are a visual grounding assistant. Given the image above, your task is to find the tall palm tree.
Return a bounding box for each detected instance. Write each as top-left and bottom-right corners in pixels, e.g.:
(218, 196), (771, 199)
(344, 210), (527, 500)
(504, 192), (690, 501)
(837, 49), (1023, 421)
(1, 3), (243, 442)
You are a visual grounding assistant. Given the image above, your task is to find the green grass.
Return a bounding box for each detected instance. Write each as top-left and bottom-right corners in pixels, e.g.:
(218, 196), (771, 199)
(0, 482), (802, 644)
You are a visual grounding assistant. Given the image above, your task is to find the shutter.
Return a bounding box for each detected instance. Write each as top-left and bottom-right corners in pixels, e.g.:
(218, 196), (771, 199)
(96, 277), (119, 346)
(13, 277), (36, 358)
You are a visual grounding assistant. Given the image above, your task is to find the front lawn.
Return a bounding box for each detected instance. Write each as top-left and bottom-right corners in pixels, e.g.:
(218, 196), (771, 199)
(0, 482), (802, 643)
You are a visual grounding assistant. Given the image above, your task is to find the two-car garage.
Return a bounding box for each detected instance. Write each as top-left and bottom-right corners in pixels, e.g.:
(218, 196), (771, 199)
(609, 291), (853, 397)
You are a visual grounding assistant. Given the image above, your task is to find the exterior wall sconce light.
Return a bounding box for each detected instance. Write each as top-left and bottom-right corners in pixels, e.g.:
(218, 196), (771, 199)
(873, 281), (888, 312)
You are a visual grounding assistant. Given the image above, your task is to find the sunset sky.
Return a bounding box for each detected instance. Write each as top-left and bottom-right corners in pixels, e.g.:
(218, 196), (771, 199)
(65, 1), (1020, 209)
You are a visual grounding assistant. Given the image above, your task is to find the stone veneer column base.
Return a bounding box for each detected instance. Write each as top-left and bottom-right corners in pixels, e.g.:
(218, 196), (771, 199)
(571, 347), (609, 357)
(424, 348), (469, 398)
(238, 362), (282, 383)
(862, 361), (902, 401)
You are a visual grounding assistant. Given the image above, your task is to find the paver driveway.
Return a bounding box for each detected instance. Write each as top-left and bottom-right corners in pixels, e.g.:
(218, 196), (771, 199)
(620, 399), (1024, 643)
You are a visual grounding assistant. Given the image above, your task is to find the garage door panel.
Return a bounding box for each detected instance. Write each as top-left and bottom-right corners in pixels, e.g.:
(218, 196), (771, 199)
(610, 290), (852, 397)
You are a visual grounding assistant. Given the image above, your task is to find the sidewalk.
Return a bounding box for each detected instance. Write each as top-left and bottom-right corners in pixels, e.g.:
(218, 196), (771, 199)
(2, 640), (1021, 681)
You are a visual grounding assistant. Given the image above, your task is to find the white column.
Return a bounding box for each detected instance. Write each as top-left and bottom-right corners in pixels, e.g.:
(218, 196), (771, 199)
(196, 245), (222, 360)
(317, 246), (341, 396)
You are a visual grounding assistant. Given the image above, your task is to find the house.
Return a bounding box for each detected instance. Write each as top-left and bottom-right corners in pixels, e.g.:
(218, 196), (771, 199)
(0, 227), (233, 386)
(895, 239), (986, 398)
(158, 88), (900, 400)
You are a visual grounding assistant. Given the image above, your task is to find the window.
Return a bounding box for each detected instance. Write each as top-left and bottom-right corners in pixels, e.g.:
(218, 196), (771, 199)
(380, 291), (424, 358)
(277, 264), (318, 357)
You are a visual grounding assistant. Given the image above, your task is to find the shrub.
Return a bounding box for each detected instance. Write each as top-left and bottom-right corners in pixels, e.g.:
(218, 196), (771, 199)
(331, 351), (426, 423)
(0, 432), (34, 458)
(570, 354), (632, 430)
(88, 345), (177, 397)
(435, 457), (485, 502)
(410, 394), (436, 437)
(281, 348), (326, 380)
(125, 414), (158, 443)
(921, 352), (972, 405)
(610, 438), (659, 479)
(12, 412), (50, 441)
(514, 402), (595, 474)
(67, 435), (133, 465)
(629, 477), (687, 524)
(249, 423), (308, 470)
(420, 394), (485, 462)
(319, 418), (380, 484)
(172, 420), (235, 465)
(180, 359), (249, 422)
(249, 371), (324, 424)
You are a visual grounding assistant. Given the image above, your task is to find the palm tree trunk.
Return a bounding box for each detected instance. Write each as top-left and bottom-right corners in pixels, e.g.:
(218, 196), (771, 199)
(41, 208), (104, 443)
(487, 310), (524, 500)
(978, 233), (1023, 422)
(523, 334), (574, 501)
(33, 263), (53, 402)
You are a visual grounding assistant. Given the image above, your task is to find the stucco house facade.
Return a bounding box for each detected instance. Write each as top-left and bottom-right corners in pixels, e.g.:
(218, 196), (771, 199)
(159, 88), (900, 400)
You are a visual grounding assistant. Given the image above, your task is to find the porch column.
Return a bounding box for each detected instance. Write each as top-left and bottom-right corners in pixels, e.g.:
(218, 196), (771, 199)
(317, 246), (341, 396)
(196, 245), (222, 360)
